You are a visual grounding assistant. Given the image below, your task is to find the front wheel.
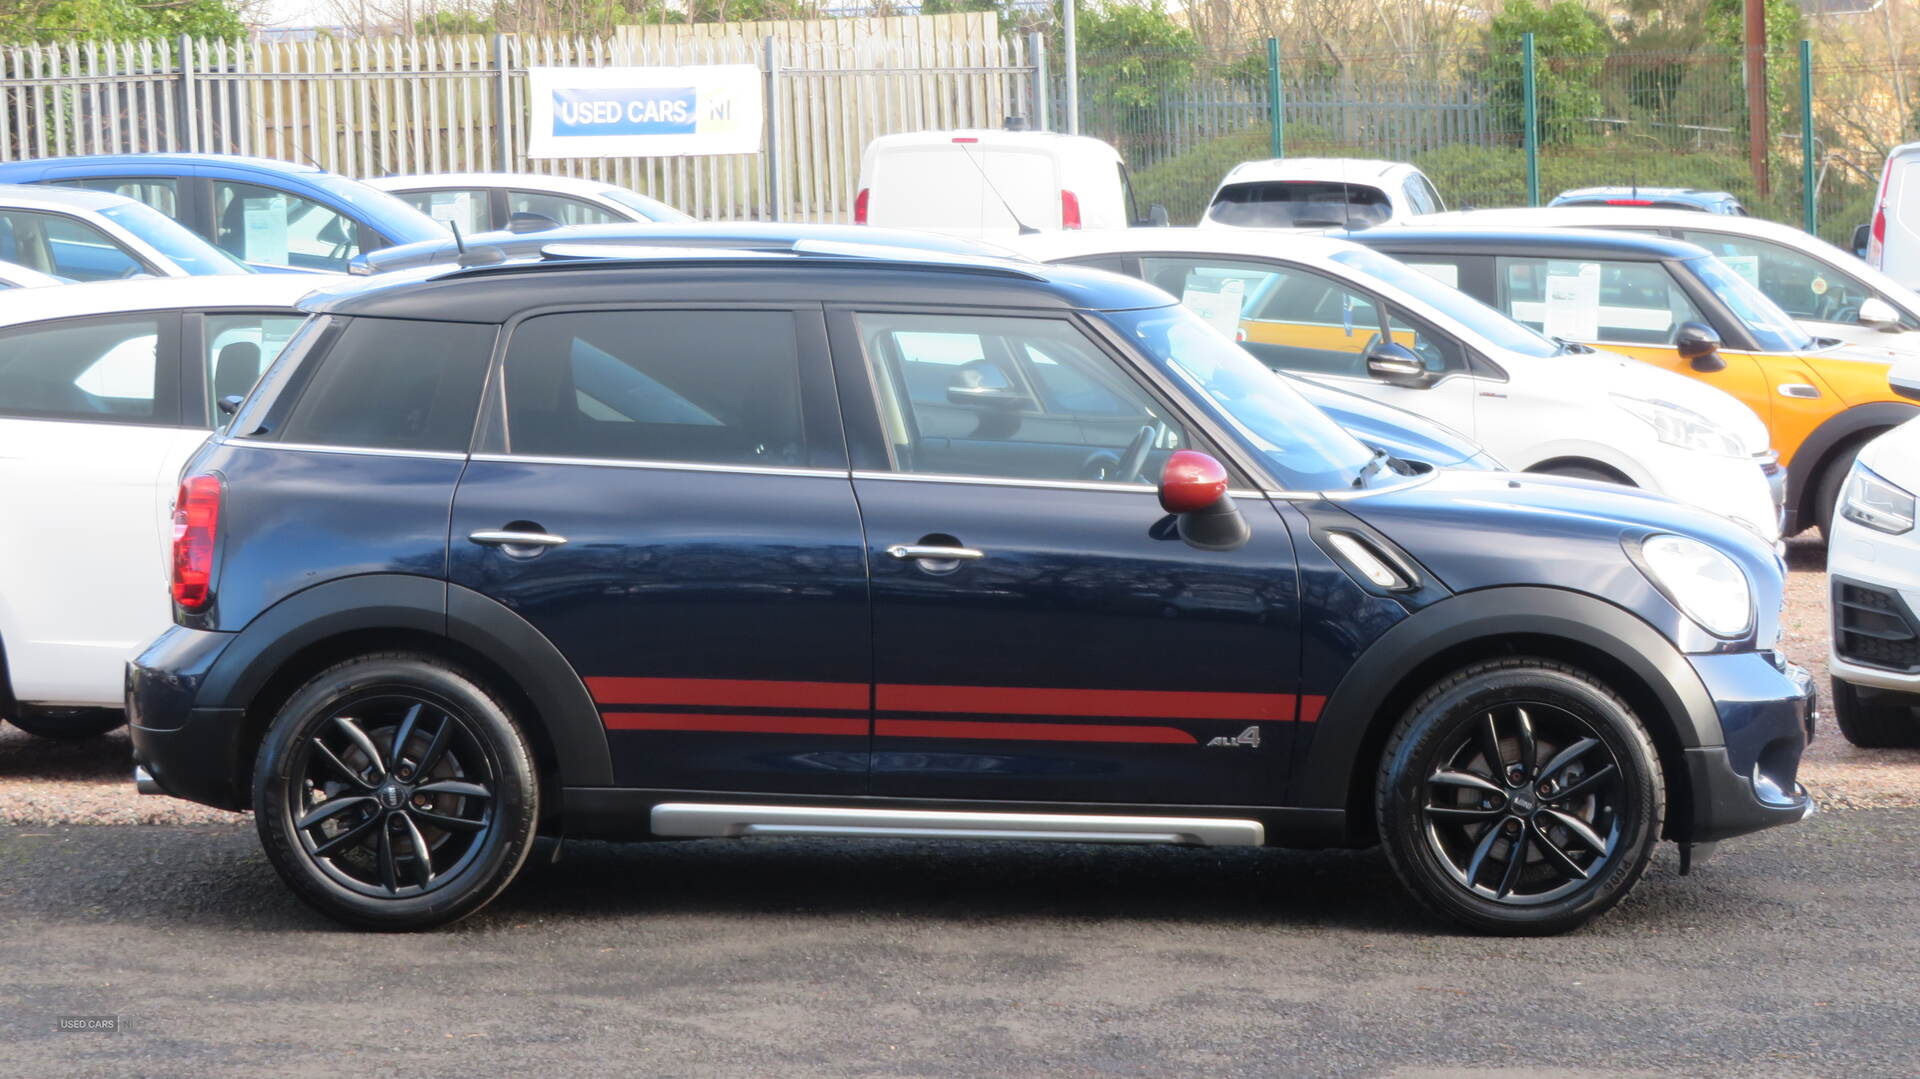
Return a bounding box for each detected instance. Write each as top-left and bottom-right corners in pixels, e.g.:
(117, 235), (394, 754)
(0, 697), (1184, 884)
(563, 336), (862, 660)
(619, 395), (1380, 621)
(252, 653), (539, 930)
(1376, 658), (1664, 935)
(1832, 677), (1919, 748)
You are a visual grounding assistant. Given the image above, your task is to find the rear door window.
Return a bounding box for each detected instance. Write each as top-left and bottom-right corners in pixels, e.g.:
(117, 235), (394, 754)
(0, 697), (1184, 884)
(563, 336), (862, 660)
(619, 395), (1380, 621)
(212, 181), (365, 271)
(1205, 181), (1392, 228)
(501, 309), (810, 467)
(202, 313), (308, 420)
(507, 191), (623, 227)
(0, 314), (178, 424)
(392, 188), (491, 234)
(274, 317), (493, 452)
(0, 209), (146, 280)
(1496, 256), (1706, 344)
(65, 177), (182, 217)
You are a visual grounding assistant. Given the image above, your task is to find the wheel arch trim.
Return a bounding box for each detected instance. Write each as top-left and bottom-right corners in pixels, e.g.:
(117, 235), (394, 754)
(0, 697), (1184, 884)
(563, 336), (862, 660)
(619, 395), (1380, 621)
(1296, 586), (1720, 811)
(196, 573), (613, 788)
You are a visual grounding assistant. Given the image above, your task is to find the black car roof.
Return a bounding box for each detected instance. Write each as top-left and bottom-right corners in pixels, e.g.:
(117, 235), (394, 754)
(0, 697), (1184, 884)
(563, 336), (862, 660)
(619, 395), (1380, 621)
(303, 248), (1173, 322)
(1341, 226), (1711, 262)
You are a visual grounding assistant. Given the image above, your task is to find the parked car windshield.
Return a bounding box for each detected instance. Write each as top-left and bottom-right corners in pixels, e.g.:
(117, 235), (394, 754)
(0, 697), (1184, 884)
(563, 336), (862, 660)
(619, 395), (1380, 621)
(96, 202), (250, 275)
(1206, 181), (1392, 228)
(1102, 304), (1381, 491)
(1687, 255), (1816, 352)
(1329, 246), (1561, 357)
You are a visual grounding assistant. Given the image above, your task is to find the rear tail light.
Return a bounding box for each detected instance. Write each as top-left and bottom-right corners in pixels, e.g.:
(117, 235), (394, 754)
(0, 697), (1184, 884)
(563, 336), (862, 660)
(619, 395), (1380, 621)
(1061, 189), (1082, 230)
(854, 188), (869, 225)
(171, 474), (222, 612)
(1605, 198), (1655, 206)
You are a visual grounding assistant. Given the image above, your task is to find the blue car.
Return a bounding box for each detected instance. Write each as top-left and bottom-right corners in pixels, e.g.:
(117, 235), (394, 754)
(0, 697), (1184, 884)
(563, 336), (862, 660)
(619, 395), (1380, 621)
(0, 154), (447, 273)
(127, 245), (1812, 934)
(1549, 187), (1748, 215)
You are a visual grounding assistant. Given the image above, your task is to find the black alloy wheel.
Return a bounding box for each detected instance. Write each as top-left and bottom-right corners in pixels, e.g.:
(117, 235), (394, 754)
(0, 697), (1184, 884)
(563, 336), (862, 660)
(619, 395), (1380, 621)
(1378, 658), (1664, 935)
(254, 654), (538, 930)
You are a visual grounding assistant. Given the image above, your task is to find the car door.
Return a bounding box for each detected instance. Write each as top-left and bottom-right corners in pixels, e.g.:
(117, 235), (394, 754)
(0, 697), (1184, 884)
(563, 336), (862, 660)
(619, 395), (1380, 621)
(447, 304), (872, 795)
(0, 311), (193, 705)
(831, 305), (1305, 807)
(1133, 254), (1480, 440)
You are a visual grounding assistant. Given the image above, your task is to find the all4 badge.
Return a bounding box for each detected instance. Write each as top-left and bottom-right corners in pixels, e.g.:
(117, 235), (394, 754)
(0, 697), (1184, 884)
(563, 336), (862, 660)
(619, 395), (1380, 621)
(1207, 725), (1262, 748)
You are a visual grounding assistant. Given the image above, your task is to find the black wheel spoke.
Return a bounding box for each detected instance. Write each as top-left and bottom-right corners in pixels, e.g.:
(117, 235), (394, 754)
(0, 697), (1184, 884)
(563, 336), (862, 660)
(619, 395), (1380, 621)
(1529, 821), (1590, 881)
(415, 779), (491, 800)
(1514, 707), (1538, 778)
(398, 811), (436, 886)
(332, 716), (386, 779)
(1426, 804), (1503, 823)
(1496, 825), (1530, 899)
(296, 795), (374, 831)
(1541, 808), (1610, 855)
(311, 741), (375, 790)
(415, 714), (456, 775)
(1463, 822), (1504, 890)
(391, 703), (424, 773)
(377, 821), (401, 894)
(408, 807), (486, 833)
(1539, 737), (1600, 785)
(1475, 713), (1506, 777)
(309, 812), (382, 858)
(1549, 763), (1618, 804)
(1430, 769), (1504, 796)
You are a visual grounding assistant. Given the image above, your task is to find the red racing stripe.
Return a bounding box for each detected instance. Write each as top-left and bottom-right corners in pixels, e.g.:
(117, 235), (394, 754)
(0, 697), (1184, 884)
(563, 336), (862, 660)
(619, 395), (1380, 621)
(603, 712), (869, 736)
(876, 718), (1197, 744)
(876, 683), (1291, 722)
(1297, 696), (1325, 724)
(588, 677), (866, 711)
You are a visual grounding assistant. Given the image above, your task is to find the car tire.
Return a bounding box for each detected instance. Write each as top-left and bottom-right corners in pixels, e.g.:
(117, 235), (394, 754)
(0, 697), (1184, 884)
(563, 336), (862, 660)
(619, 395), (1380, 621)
(1831, 677), (1918, 748)
(1531, 463), (1628, 486)
(5, 707), (125, 741)
(1814, 439), (1869, 541)
(1376, 657), (1664, 936)
(253, 652), (539, 931)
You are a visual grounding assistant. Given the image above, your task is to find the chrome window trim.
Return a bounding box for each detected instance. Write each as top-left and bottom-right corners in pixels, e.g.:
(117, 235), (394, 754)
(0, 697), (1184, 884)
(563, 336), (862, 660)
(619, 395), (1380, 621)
(849, 469), (1262, 499)
(470, 452), (848, 479)
(222, 438), (469, 461)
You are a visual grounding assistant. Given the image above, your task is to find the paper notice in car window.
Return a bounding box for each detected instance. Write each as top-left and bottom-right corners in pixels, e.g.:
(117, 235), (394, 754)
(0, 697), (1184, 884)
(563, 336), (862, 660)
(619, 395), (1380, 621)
(1543, 261), (1601, 341)
(428, 190), (477, 229)
(1721, 254), (1761, 287)
(243, 196), (290, 265)
(1181, 275), (1246, 339)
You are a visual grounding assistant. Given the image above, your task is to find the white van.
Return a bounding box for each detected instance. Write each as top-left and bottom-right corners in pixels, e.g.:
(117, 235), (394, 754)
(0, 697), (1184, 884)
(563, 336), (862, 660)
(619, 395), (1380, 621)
(855, 129), (1164, 239)
(1865, 141), (1920, 289)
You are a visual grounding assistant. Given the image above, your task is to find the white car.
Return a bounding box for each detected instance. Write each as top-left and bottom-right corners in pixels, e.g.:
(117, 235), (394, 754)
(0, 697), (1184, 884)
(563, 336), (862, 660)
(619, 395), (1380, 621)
(0, 183), (250, 281)
(1007, 229), (1781, 541)
(0, 258), (60, 288)
(364, 172), (691, 235)
(855, 129), (1162, 238)
(1199, 158), (1444, 230)
(0, 275), (318, 739)
(1419, 205), (1920, 357)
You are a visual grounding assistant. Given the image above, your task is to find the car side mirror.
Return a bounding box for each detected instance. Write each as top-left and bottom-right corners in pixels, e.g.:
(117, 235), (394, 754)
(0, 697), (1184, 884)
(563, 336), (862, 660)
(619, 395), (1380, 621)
(1365, 342), (1435, 388)
(1157, 450), (1248, 551)
(1859, 296), (1903, 332)
(945, 383), (1034, 411)
(1675, 321), (1725, 372)
(506, 210), (563, 234)
(1854, 222), (1872, 259)
(216, 394), (245, 417)
(1138, 203), (1170, 228)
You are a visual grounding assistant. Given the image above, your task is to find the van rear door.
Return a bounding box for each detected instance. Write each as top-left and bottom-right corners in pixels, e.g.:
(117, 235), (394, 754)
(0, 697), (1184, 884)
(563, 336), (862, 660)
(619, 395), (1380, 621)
(870, 142), (1060, 237)
(1878, 145), (1920, 290)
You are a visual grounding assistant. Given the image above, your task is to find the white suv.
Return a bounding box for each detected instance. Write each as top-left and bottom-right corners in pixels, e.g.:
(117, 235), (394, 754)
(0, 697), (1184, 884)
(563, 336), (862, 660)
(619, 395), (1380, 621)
(1008, 229), (1781, 542)
(0, 275), (317, 739)
(1827, 358), (1920, 746)
(1201, 159), (1444, 230)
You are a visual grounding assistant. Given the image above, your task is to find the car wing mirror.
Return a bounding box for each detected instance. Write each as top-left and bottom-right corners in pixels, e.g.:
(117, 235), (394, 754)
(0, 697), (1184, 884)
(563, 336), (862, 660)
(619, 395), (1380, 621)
(1675, 321), (1726, 372)
(1854, 222), (1872, 259)
(216, 394), (245, 417)
(1364, 342), (1436, 388)
(1859, 296), (1903, 333)
(945, 383), (1035, 410)
(1157, 450), (1248, 551)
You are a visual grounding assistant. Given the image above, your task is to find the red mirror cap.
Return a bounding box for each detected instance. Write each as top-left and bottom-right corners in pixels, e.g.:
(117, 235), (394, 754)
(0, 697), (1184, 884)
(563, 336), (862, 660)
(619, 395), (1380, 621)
(1159, 450), (1230, 514)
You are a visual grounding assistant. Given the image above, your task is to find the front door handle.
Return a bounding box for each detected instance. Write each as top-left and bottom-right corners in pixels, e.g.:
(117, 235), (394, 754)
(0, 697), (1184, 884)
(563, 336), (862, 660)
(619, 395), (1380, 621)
(469, 529), (568, 548)
(887, 544), (984, 562)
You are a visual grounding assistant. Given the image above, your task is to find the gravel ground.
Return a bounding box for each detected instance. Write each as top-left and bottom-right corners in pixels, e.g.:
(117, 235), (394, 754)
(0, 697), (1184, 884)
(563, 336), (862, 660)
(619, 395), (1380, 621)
(1, 535), (1913, 826)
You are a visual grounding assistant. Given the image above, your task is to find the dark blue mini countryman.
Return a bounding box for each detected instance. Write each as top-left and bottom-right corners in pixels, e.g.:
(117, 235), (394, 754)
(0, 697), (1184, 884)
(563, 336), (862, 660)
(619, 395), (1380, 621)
(128, 246), (1816, 934)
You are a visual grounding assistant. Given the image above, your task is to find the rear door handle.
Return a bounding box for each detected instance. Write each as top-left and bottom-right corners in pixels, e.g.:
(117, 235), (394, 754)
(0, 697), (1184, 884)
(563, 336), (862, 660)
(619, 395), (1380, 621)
(469, 530), (568, 548)
(887, 544), (984, 562)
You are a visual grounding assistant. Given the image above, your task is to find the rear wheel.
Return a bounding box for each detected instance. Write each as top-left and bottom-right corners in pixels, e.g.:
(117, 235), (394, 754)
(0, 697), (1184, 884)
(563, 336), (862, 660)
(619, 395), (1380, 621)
(1831, 677), (1919, 748)
(253, 653), (539, 930)
(5, 707), (125, 741)
(1377, 658), (1664, 935)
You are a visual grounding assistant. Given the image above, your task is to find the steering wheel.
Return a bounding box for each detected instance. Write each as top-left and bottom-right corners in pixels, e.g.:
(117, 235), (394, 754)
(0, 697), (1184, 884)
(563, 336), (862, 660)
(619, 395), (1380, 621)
(1079, 425), (1159, 484)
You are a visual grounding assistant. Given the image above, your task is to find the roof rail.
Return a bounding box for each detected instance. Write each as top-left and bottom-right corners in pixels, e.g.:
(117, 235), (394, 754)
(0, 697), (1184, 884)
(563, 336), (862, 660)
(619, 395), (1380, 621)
(421, 238), (1048, 282)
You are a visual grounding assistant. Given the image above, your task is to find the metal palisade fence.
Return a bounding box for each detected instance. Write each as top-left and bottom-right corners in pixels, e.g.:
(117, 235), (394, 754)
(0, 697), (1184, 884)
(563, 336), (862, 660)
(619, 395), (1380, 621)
(0, 13), (1040, 223)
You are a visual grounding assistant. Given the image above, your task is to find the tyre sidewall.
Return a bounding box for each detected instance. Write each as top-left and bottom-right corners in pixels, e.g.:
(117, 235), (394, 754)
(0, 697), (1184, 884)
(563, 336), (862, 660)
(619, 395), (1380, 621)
(1380, 664), (1663, 935)
(253, 656), (538, 930)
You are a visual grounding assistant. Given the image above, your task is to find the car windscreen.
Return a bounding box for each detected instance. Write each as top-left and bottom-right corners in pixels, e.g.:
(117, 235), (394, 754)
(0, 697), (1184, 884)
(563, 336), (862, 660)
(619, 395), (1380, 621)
(1686, 255), (1816, 352)
(1101, 304), (1379, 491)
(1329, 246), (1561, 358)
(1206, 181), (1392, 228)
(96, 202), (251, 275)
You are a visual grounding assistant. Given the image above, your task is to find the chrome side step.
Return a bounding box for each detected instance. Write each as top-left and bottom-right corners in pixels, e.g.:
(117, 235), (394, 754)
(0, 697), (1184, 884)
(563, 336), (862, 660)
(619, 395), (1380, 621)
(133, 766), (162, 795)
(650, 803), (1264, 847)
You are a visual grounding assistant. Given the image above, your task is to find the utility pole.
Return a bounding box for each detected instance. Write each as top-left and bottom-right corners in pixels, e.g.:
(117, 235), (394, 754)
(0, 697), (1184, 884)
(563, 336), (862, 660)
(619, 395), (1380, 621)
(1746, 0), (1770, 196)
(1063, 0), (1079, 135)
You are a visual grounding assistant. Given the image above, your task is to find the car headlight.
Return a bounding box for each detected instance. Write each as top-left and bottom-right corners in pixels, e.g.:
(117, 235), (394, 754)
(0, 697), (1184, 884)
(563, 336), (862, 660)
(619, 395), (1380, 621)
(1637, 534), (1754, 638)
(1838, 462), (1915, 535)
(1610, 394), (1748, 457)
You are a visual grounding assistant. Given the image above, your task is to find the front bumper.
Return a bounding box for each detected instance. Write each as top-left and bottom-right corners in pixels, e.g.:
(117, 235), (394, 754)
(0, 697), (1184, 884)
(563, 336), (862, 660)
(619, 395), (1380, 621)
(125, 625), (251, 811)
(1826, 516), (1920, 694)
(1681, 652), (1817, 844)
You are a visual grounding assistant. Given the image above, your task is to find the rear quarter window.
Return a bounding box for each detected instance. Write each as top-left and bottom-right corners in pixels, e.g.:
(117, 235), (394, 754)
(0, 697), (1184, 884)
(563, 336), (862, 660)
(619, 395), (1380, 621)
(269, 317), (494, 452)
